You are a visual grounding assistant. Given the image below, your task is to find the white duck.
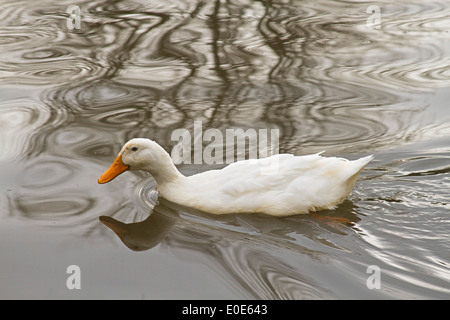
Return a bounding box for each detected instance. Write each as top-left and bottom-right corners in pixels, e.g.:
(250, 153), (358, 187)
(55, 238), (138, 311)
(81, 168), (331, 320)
(98, 138), (373, 216)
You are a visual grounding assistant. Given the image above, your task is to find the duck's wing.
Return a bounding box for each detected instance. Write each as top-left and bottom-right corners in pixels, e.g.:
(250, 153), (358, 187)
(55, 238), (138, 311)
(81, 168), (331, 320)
(218, 153), (373, 197)
(217, 153), (327, 196)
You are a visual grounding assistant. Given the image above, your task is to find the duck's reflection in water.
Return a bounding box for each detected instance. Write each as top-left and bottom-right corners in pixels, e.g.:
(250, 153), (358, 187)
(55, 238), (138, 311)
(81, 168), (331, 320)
(99, 199), (362, 298)
(99, 208), (175, 252)
(99, 198), (361, 252)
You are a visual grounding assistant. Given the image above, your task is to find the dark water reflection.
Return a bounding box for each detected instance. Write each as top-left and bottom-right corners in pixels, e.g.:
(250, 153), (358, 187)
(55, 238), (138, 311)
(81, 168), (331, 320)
(1, 0), (450, 298)
(99, 196), (364, 299)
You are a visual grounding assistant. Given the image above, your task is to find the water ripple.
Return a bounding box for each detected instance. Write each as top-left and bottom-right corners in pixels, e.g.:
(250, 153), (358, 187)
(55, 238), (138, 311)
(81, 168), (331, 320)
(2, 0), (450, 299)
(0, 100), (58, 160)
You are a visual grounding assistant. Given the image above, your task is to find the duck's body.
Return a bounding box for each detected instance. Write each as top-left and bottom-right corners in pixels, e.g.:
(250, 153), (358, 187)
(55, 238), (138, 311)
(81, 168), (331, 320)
(98, 138), (373, 216)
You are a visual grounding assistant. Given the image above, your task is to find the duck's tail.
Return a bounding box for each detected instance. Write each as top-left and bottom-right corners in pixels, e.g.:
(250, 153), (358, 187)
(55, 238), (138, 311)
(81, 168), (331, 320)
(346, 155), (373, 185)
(353, 155), (374, 170)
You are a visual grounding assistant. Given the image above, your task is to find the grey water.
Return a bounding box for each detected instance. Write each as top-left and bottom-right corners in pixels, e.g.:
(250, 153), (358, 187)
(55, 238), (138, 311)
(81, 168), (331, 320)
(0, 0), (449, 299)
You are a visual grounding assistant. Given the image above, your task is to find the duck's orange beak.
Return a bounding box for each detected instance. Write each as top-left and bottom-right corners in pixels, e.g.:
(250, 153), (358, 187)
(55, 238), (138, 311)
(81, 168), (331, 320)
(98, 154), (129, 184)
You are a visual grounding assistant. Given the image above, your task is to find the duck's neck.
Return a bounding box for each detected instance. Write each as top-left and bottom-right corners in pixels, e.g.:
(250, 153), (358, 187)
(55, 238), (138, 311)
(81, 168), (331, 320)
(143, 148), (186, 187)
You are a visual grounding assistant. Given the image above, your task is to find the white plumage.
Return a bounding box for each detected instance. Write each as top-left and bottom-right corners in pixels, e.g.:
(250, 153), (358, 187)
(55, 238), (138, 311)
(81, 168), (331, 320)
(98, 138), (373, 216)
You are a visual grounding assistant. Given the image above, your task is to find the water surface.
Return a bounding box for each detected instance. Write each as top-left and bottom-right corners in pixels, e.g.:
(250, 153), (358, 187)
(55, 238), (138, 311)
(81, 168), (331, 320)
(0, 0), (449, 299)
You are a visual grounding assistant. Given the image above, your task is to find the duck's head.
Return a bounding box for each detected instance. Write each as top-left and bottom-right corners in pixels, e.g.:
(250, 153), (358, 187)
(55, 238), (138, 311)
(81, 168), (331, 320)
(98, 138), (178, 184)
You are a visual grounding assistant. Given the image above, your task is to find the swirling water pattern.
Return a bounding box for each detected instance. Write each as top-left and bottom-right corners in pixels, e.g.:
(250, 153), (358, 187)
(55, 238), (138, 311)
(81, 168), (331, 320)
(0, 0), (449, 298)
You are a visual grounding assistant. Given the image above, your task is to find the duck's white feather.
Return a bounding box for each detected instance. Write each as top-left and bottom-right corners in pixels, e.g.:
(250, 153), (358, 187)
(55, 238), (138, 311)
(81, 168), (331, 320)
(157, 151), (373, 216)
(100, 138), (373, 216)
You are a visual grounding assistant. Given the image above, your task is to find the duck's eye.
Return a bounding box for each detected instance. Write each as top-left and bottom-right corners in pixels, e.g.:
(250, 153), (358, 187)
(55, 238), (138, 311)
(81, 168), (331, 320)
(131, 147), (138, 152)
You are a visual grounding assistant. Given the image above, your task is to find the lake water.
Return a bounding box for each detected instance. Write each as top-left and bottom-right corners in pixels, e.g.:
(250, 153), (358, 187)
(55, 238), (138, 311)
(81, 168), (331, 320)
(0, 0), (449, 299)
